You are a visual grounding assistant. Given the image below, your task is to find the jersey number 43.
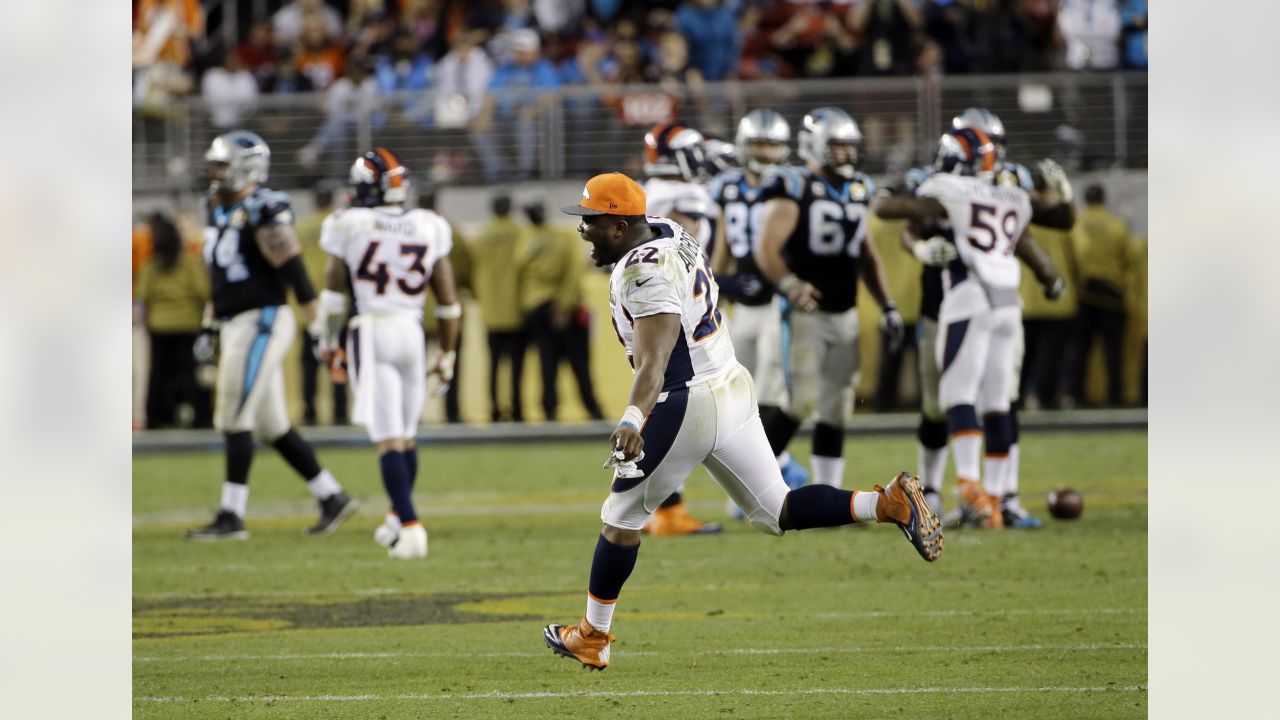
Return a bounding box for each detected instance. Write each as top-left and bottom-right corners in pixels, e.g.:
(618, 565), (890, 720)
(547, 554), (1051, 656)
(356, 240), (430, 295)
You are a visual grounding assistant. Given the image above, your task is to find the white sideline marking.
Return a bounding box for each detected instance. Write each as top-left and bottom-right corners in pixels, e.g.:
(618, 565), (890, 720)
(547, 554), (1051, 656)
(133, 642), (1145, 663)
(135, 685), (1147, 703)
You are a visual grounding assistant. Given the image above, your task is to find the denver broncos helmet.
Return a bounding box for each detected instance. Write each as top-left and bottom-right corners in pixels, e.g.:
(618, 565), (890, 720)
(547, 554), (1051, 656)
(644, 121), (708, 183)
(349, 147), (409, 207)
(934, 127), (997, 177)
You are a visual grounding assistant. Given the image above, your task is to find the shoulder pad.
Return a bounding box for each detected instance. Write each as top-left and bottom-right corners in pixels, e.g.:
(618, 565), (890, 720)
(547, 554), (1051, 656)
(761, 166), (806, 200)
(246, 188), (294, 226)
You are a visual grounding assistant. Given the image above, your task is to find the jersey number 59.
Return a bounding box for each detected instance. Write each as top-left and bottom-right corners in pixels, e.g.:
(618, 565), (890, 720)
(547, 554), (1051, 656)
(967, 203), (1019, 255)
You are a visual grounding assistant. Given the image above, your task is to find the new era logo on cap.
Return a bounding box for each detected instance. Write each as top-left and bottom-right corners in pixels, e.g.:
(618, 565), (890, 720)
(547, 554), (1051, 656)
(563, 173), (647, 217)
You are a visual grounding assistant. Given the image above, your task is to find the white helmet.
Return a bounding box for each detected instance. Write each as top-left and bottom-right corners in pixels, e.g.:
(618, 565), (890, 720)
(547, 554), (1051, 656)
(734, 109), (790, 175)
(205, 130), (270, 192)
(797, 107), (862, 179)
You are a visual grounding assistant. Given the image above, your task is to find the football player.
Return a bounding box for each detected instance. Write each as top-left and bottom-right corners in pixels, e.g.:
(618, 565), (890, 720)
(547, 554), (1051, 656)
(708, 109), (808, 491)
(311, 148), (461, 559)
(639, 121), (722, 537)
(543, 173), (941, 670)
(751, 107), (905, 489)
(873, 128), (1063, 531)
(186, 131), (357, 541)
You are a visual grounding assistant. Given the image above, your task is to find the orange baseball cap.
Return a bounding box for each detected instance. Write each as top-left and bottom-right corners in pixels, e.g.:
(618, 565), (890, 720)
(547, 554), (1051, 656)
(561, 172), (647, 217)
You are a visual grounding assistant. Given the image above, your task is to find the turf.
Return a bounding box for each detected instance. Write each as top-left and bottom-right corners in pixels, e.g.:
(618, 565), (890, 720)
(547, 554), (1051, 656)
(133, 430), (1147, 719)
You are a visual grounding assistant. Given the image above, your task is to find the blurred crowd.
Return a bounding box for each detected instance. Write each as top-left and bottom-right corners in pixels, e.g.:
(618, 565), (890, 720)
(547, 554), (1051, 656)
(134, 0), (1149, 115)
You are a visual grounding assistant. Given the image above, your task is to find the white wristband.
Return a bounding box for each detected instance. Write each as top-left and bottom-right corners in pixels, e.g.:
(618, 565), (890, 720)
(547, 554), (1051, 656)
(618, 405), (645, 431)
(435, 302), (462, 320)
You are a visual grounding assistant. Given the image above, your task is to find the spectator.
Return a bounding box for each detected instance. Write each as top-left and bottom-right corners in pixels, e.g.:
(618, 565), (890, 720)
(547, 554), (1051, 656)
(533, 0), (586, 36)
(375, 32), (434, 119)
(298, 58), (381, 169)
(274, 0), (342, 46)
(201, 53), (259, 129)
(1120, 0), (1147, 69)
(132, 0), (203, 121)
(295, 183), (349, 425)
(471, 194), (529, 422)
(434, 29), (495, 129)
(849, 0), (924, 76)
(519, 200), (604, 421)
(1010, 0), (1066, 72)
(134, 214), (211, 429)
(132, 218), (155, 431)
(922, 0), (973, 74)
(471, 29), (560, 181)
(401, 0), (448, 60)
(676, 0), (740, 81)
(348, 0), (397, 61)
(1066, 185), (1132, 407)
(1057, 0), (1122, 70)
(264, 49), (316, 93)
(752, 1), (857, 78)
(295, 11), (347, 91)
(234, 21), (281, 88)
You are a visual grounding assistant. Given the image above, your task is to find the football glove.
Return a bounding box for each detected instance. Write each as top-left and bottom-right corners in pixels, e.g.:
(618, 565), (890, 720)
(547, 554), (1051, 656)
(1044, 276), (1066, 300)
(912, 236), (958, 267)
(880, 305), (906, 353)
(193, 327), (219, 364)
(717, 273), (763, 302)
(1037, 158), (1073, 204)
(428, 350), (456, 396)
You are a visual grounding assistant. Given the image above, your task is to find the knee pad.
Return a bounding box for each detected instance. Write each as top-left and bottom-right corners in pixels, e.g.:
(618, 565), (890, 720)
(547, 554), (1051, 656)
(747, 507), (784, 537)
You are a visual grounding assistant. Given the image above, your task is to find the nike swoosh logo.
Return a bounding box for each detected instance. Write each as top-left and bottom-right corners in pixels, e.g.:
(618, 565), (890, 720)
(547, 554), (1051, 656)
(635, 278), (653, 286)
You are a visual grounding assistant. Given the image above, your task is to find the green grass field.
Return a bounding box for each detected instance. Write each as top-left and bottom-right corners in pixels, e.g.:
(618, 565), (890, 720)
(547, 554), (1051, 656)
(133, 430), (1147, 719)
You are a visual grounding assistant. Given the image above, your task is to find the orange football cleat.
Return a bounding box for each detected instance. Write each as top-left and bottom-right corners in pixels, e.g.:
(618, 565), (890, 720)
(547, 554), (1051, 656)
(544, 618), (616, 670)
(642, 502), (723, 536)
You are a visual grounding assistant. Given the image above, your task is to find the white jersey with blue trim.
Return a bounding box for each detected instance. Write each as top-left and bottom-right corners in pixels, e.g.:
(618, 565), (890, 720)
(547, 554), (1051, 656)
(916, 173), (1032, 320)
(319, 206), (452, 321)
(608, 216), (738, 392)
(642, 177), (716, 256)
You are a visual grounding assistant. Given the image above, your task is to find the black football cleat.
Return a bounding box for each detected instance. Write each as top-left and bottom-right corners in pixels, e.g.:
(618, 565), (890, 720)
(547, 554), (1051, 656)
(184, 510), (249, 541)
(306, 492), (359, 535)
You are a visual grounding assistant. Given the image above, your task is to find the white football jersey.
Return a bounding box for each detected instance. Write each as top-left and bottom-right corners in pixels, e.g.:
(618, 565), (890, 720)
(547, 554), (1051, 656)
(642, 177), (716, 256)
(917, 173), (1032, 319)
(319, 206), (452, 321)
(609, 217), (737, 392)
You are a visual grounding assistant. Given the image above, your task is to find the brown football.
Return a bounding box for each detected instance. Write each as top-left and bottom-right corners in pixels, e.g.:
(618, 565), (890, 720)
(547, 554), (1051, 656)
(1047, 488), (1084, 520)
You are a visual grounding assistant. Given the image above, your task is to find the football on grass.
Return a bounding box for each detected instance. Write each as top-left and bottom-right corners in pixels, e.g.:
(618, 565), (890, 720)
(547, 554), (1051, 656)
(1047, 488), (1084, 520)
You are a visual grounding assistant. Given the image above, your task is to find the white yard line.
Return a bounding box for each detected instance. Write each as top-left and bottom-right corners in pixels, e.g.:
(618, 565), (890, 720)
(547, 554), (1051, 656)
(135, 684), (1147, 703)
(134, 641), (1145, 663)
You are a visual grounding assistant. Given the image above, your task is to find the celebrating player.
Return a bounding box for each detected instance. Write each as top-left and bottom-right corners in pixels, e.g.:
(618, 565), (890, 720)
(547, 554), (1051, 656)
(542, 173), (942, 670)
(311, 148), (461, 559)
(708, 109), (808, 490)
(639, 121), (722, 537)
(186, 131), (356, 541)
(751, 107), (905, 489)
(873, 128), (1063, 531)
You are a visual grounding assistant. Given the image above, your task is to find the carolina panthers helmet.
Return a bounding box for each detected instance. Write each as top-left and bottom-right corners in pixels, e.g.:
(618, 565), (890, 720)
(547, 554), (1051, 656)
(205, 130), (270, 193)
(735, 109), (790, 174)
(951, 107), (1006, 158)
(797, 107), (862, 179)
(349, 147), (409, 207)
(934, 127), (997, 177)
(701, 136), (739, 175)
(644, 121), (707, 183)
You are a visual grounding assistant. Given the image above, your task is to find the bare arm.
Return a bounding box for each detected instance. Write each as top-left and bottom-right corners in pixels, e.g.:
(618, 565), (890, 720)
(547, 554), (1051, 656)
(709, 207), (731, 276)
(753, 198), (801, 287)
(430, 256), (461, 356)
(255, 223), (302, 268)
(1014, 229), (1062, 289)
(323, 255), (349, 292)
(1030, 195), (1076, 230)
(610, 312), (683, 460)
(857, 234), (896, 310)
(872, 195), (946, 222)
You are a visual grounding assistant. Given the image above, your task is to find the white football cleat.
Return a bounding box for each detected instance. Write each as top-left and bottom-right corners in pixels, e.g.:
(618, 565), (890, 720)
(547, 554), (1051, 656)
(388, 523), (428, 559)
(373, 513), (401, 548)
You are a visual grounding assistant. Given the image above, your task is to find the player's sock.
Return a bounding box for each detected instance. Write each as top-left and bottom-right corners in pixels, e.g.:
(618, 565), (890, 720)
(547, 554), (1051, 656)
(271, 429), (324, 485)
(403, 447), (419, 490)
(946, 405), (982, 486)
(917, 418), (950, 495)
(983, 412), (1013, 498)
(379, 451), (417, 524)
(1007, 406), (1021, 499)
(811, 422), (845, 487)
(224, 431), (255, 487)
(585, 534), (640, 632)
(762, 407), (802, 457)
(659, 492), (683, 509)
(782, 484), (863, 528)
(220, 481), (249, 518)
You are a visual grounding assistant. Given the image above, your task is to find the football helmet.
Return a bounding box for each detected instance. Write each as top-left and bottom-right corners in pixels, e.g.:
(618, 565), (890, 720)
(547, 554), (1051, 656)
(734, 109), (790, 175)
(349, 147), (409, 207)
(934, 127), (997, 177)
(205, 130), (270, 193)
(951, 107), (1006, 158)
(700, 136), (739, 175)
(643, 121), (707, 183)
(797, 107), (862, 179)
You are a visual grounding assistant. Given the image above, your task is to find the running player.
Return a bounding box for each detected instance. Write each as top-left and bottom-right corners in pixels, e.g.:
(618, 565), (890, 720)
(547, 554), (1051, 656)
(543, 172), (942, 670)
(186, 131), (356, 540)
(312, 148), (461, 559)
(752, 107), (905, 489)
(874, 128), (1063, 531)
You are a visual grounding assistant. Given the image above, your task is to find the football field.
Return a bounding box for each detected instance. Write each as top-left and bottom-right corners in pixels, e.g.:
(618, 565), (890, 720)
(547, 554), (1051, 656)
(133, 429), (1147, 718)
